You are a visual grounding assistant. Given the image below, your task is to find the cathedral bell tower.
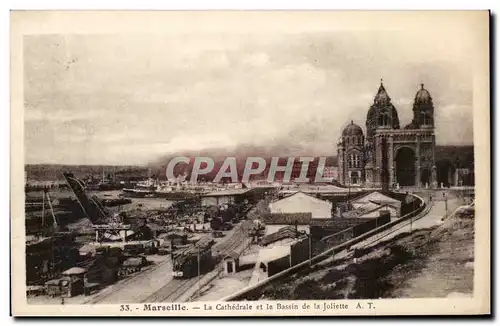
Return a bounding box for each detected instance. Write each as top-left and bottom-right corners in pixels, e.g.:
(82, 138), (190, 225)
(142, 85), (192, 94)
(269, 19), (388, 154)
(365, 80), (401, 140)
(411, 83), (435, 129)
(337, 121), (365, 186)
(365, 80), (400, 188)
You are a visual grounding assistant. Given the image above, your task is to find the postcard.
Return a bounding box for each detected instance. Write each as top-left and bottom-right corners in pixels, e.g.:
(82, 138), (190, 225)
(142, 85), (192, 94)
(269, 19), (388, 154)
(10, 10), (490, 316)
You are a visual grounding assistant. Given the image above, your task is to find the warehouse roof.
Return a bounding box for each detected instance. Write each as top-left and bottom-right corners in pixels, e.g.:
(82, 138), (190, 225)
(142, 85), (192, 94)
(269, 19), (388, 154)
(260, 212), (312, 225)
(201, 188), (252, 197)
(270, 191), (331, 204)
(351, 191), (401, 205)
(62, 267), (86, 275)
(342, 202), (390, 218)
(260, 226), (300, 246)
(202, 189), (251, 197)
(258, 245), (291, 263)
(223, 251), (240, 260)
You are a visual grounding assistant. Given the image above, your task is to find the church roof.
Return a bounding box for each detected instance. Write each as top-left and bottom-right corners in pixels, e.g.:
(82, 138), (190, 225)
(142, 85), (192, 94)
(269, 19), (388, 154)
(414, 83), (433, 104)
(342, 121), (364, 137)
(374, 82), (391, 104)
(366, 80), (400, 132)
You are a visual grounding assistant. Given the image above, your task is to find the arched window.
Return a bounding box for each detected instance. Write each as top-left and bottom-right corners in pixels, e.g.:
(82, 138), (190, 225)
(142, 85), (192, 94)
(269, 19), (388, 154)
(348, 154), (353, 168)
(378, 111), (390, 126)
(421, 112), (432, 125)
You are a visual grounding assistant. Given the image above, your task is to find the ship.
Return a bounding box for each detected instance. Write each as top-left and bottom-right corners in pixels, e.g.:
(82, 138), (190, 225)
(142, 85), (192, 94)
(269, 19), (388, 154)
(120, 177), (204, 200)
(120, 178), (157, 198)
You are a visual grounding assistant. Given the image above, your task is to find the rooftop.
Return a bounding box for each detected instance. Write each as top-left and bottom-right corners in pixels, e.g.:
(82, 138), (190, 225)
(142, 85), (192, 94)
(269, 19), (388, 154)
(343, 202), (388, 218)
(223, 251), (240, 260)
(260, 226), (301, 246)
(260, 212), (312, 225)
(201, 188), (252, 197)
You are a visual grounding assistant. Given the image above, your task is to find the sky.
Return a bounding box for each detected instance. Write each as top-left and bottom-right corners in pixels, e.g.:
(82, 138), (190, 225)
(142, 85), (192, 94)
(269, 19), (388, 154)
(24, 18), (476, 165)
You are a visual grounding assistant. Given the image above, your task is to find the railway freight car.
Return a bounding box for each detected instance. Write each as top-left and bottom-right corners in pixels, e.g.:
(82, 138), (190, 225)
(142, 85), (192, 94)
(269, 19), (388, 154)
(171, 238), (215, 279)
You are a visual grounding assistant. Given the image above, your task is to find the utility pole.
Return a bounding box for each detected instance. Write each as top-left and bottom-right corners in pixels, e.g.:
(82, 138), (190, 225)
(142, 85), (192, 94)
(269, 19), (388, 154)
(197, 245), (201, 297)
(46, 191), (58, 229)
(406, 191), (413, 233)
(411, 196), (415, 234)
(41, 188), (46, 229)
(348, 180), (351, 202)
(309, 232), (312, 267)
(444, 192), (448, 219)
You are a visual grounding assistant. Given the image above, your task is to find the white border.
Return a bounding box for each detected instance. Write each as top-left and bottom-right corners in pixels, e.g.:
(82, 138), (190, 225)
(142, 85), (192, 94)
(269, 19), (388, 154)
(3, 2), (498, 326)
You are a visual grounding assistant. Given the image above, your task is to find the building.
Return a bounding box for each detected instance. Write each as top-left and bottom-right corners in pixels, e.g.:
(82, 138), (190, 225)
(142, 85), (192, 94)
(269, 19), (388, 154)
(268, 192), (333, 219)
(200, 188), (251, 207)
(250, 228), (309, 284)
(223, 251), (240, 275)
(454, 168), (475, 187)
(342, 202), (398, 220)
(349, 191), (401, 217)
(337, 81), (437, 189)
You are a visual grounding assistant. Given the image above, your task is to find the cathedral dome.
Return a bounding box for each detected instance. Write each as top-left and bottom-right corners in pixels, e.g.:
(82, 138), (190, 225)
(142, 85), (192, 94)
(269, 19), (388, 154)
(366, 80), (400, 138)
(414, 84), (433, 103)
(342, 121), (364, 137)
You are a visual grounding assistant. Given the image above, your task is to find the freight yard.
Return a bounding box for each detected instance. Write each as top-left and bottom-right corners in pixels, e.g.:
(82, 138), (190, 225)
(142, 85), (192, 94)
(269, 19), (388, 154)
(25, 170), (272, 303)
(24, 168), (475, 304)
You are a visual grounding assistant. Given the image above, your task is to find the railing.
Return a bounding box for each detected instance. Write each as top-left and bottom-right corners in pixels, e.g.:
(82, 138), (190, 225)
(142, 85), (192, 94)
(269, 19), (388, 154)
(220, 193), (426, 301)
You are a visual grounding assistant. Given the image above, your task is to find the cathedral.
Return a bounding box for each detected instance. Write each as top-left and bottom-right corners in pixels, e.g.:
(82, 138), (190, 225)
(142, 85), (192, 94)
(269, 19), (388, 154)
(337, 81), (437, 189)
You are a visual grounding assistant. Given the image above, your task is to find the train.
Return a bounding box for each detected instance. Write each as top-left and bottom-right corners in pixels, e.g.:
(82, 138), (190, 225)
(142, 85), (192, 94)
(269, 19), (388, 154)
(171, 238), (215, 279)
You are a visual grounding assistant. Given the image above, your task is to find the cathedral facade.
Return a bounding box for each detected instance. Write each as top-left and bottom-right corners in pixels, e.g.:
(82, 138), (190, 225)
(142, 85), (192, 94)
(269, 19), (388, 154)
(337, 81), (437, 189)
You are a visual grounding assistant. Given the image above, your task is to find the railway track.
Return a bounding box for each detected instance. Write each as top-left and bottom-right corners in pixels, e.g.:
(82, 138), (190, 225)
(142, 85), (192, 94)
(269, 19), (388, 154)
(142, 220), (254, 302)
(142, 277), (201, 302)
(214, 220), (253, 254)
(86, 259), (172, 304)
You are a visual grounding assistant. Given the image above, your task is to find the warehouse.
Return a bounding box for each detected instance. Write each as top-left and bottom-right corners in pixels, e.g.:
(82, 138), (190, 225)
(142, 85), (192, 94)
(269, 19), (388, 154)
(350, 191), (401, 216)
(342, 202), (399, 219)
(200, 189), (252, 207)
(268, 191), (332, 219)
(250, 236), (309, 284)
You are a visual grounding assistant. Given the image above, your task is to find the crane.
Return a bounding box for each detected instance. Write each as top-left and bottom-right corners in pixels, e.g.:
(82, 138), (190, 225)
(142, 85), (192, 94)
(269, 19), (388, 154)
(62, 172), (132, 243)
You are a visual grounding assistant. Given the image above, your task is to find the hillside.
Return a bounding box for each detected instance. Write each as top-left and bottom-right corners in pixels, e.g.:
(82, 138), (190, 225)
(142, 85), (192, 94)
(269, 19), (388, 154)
(248, 205), (474, 300)
(435, 145), (474, 168)
(24, 145), (473, 182)
(25, 164), (149, 181)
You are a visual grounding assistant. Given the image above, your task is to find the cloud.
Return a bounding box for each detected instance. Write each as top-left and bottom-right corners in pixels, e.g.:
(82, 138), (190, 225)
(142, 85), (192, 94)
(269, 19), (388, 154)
(24, 108), (103, 122)
(23, 32), (475, 165)
(242, 52), (270, 67)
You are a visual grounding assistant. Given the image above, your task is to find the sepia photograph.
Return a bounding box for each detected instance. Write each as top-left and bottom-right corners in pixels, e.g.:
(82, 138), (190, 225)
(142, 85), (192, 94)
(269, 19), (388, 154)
(10, 10), (490, 316)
